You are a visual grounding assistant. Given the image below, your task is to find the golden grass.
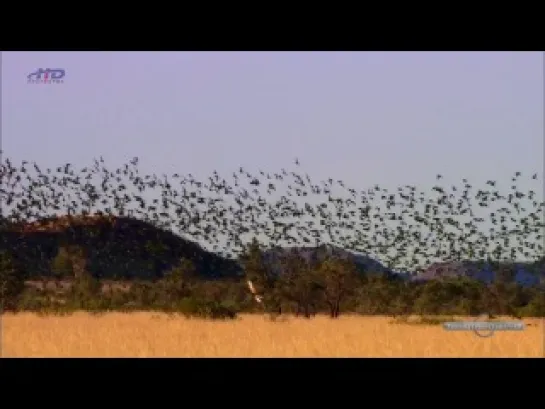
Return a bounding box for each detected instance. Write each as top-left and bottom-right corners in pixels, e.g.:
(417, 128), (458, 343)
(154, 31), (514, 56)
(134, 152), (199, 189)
(2, 313), (543, 357)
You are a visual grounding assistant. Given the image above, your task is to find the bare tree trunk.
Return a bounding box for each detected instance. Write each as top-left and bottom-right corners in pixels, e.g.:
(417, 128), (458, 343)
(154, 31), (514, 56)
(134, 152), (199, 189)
(303, 303), (311, 319)
(327, 301), (335, 318)
(295, 301), (302, 317)
(331, 299), (341, 318)
(309, 302), (317, 317)
(72, 256), (87, 280)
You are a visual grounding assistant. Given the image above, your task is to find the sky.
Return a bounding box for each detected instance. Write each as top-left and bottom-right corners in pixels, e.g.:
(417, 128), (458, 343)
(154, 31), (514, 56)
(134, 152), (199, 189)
(1, 51), (544, 264)
(2, 52), (543, 186)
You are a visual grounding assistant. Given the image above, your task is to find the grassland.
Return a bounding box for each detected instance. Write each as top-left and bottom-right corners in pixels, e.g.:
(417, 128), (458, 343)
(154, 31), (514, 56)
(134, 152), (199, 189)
(2, 313), (543, 358)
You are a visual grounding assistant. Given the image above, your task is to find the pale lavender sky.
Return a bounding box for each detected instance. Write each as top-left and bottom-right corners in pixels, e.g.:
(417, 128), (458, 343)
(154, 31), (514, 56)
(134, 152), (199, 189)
(2, 51), (543, 192)
(2, 51), (543, 264)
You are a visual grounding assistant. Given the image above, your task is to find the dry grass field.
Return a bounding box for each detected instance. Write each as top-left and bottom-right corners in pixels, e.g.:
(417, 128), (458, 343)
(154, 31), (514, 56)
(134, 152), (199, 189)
(2, 313), (543, 357)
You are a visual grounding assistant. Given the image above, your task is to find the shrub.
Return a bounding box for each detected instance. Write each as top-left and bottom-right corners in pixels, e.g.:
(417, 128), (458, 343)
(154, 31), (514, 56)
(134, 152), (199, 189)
(174, 297), (237, 320)
(0, 250), (25, 311)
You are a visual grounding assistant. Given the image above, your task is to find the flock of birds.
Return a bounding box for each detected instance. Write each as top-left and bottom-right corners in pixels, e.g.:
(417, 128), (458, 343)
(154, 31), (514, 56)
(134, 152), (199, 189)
(0, 155), (543, 273)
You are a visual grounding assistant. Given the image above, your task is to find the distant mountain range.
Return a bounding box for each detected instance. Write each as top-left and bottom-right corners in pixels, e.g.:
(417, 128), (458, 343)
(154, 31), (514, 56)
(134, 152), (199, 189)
(263, 246), (544, 287)
(262, 244), (397, 276)
(412, 260), (544, 287)
(1, 215), (543, 287)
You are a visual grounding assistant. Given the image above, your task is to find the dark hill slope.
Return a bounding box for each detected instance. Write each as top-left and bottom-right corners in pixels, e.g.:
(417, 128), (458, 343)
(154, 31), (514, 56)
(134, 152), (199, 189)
(0, 215), (242, 280)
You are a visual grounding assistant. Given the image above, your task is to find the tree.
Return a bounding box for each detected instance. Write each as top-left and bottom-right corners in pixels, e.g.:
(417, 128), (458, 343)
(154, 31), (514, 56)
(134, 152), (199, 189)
(413, 280), (448, 315)
(389, 282), (413, 318)
(71, 270), (101, 304)
(51, 244), (101, 306)
(0, 250), (25, 311)
(453, 278), (483, 316)
(161, 258), (196, 304)
(51, 246), (74, 288)
(239, 238), (282, 315)
(316, 256), (359, 318)
(66, 245), (89, 280)
(523, 290), (545, 317)
(279, 250), (321, 318)
(356, 274), (394, 315)
(61, 245), (100, 306)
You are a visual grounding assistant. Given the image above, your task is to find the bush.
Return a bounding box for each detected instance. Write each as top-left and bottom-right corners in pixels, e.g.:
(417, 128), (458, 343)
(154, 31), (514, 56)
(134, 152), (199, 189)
(17, 288), (49, 311)
(0, 250), (25, 311)
(174, 297), (237, 319)
(521, 292), (545, 317)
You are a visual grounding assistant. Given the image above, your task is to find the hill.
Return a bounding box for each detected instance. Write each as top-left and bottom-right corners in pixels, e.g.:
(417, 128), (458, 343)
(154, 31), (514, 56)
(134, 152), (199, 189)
(414, 260), (544, 287)
(0, 215), (242, 281)
(262, 244), (398, 277)
(1, 215), (543, 287)
(262, 245), (544, 287)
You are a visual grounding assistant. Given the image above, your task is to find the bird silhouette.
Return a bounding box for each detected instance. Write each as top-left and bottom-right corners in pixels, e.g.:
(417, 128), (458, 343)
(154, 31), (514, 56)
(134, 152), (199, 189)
(0, 157), (543, 281)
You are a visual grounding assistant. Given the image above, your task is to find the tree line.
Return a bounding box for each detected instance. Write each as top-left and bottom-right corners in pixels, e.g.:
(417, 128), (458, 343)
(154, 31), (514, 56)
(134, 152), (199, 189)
(1, 239), (544, 319)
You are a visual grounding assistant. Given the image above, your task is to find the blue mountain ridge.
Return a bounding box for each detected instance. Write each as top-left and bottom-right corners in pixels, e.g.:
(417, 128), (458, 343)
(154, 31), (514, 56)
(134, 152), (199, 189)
(261, 244), (394, 276)
(413, 260), (543, 287)
(261, 245), (544, 287)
